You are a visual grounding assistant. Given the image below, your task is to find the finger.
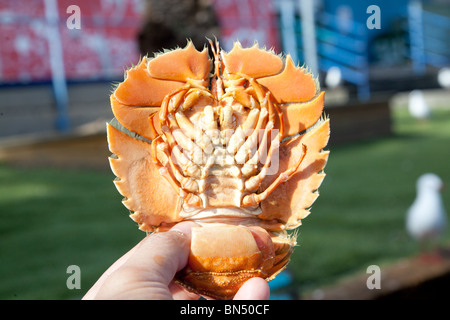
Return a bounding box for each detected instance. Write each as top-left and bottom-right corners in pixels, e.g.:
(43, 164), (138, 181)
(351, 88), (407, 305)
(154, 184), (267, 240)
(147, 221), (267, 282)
(83, 221), (197, 299)
(82, 238), (143, 299)
(233, 277), (270, 300)
(169, 281), (201, 300)
(122, 221), (197, 285)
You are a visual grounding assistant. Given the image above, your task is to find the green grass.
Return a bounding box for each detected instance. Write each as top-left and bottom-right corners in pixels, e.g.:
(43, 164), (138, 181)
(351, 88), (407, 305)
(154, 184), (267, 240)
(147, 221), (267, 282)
(0, 167), (142, 299)
(1, 105), (449, 299)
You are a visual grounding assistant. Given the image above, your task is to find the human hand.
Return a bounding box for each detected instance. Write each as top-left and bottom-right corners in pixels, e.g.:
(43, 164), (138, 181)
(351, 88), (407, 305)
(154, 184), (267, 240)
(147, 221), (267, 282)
(82, 221), (270, 300)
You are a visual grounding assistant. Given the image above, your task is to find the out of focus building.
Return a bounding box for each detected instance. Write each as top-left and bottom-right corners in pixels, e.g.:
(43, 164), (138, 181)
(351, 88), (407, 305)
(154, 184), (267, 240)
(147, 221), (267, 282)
(0, 0), (448, 138)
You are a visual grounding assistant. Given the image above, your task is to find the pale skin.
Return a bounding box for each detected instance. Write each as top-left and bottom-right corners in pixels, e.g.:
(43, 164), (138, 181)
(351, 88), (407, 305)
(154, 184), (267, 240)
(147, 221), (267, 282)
(83, 221), (270, 300)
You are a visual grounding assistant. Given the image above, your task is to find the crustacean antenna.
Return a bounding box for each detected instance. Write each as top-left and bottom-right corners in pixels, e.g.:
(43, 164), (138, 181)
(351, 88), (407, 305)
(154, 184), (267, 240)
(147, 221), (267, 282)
(209, 38), (224, 99)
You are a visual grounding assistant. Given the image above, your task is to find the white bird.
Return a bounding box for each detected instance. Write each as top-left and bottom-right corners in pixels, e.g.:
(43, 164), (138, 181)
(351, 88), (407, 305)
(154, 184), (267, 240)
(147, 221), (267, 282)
(325, 66), (342, 89)
(408, 90), (430, 120)
(406, 173), (447, 254)
(437, 67), (450, 89)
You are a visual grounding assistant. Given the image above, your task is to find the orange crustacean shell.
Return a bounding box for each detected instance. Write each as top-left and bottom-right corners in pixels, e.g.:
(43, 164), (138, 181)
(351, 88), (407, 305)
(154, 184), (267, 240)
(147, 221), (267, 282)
(107, 40), (330, 299)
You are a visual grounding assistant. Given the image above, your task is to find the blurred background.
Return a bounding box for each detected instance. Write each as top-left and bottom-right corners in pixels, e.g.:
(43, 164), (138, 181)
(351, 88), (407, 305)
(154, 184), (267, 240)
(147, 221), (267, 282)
(0, 0), (449, 299)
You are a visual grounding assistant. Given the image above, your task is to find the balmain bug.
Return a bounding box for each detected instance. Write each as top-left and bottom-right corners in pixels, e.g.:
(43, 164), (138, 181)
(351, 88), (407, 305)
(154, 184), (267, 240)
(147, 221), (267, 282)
(107, 40), (330, 299)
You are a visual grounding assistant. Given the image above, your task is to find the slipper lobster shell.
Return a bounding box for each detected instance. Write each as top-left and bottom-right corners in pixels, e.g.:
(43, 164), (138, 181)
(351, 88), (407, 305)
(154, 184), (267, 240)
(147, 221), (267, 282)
(107, 40), (330, 299)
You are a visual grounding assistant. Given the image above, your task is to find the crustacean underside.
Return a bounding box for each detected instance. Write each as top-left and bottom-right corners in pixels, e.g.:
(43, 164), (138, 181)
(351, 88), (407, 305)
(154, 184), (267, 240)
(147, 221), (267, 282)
(107, 40), (330, 299)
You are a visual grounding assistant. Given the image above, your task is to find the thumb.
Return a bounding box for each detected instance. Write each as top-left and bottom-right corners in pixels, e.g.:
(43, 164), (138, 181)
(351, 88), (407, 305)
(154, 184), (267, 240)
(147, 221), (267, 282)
(89, 221), (196, 299)
(124, 221), (196, 286)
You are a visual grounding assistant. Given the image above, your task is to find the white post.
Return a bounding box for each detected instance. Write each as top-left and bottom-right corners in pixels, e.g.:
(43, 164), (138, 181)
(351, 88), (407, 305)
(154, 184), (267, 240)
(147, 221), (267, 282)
(279, 0), (298, 63)
(44, 0), (70, 131)
(279, 0), (298, 64)
(299, 0), (318, 76)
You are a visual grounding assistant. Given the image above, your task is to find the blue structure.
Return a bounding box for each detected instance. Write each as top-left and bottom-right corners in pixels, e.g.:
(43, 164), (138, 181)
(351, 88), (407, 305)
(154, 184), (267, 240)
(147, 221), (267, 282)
(314, 10), (371, 100)
(268, 270), (295, 300)
(276, 0), (450, 100)
(408, 2), (450, 72)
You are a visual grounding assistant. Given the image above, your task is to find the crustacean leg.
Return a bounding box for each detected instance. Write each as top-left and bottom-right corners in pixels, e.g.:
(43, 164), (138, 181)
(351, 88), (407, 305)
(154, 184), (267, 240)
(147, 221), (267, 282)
(242, 144), (308, 206)
(218, 104), (234, 144)
(171, 90), (216, 156)
(150, 135), (202, 207)
(234, 92), (270, 166)
(167, 113), (205, 166)
(159, 85), (214, 169)
(240, 107), (268, 177)
(223, 84), (256, 109)
(228, 72), (307, 205)
(238, 94), (279, 185)
(232, 73), (285, 158)
(150, 84), (217, 207)
(156, 138), (199, 193)
(226, 107), (261, 155)
(174, 111), (196, 140)
(157, 124), (202, 178)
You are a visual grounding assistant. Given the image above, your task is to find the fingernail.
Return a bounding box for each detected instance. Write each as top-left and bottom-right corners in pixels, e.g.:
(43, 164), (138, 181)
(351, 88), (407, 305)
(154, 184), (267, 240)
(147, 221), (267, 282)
(169, 221), (197, 238)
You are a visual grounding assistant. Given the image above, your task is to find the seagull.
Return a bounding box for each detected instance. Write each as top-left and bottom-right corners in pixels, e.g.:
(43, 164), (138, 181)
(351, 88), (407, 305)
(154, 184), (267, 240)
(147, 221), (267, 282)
(408, 90), (430, 120)
(437, 67), (450, 89)
(325, 66), (342, 89)
(406, 173), (447, 259)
